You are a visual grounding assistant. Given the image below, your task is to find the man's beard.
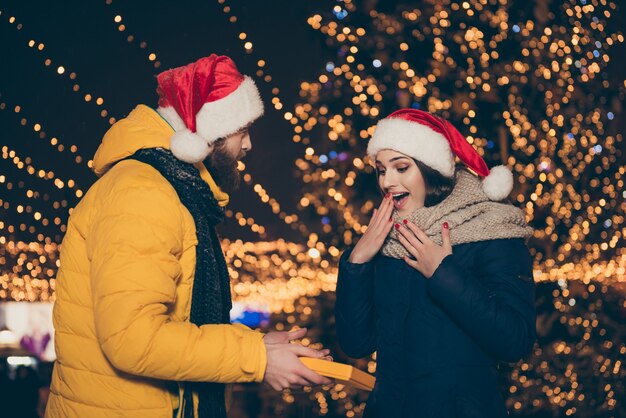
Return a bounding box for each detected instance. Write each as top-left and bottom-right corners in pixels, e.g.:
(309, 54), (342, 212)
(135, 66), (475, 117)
(205, 142), (244, 193)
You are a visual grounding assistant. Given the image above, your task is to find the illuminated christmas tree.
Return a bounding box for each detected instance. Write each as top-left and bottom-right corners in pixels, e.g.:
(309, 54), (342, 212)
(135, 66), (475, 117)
(273, 1), (626, 416)
(290, 0), (624, 272)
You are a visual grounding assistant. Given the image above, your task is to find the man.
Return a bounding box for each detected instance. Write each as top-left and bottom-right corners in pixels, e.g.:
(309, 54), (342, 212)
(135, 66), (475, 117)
(45, 55), (330, 418)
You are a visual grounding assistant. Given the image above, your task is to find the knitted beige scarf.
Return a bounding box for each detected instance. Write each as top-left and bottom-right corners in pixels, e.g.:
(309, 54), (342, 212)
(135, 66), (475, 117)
(382, 169), (533, 259)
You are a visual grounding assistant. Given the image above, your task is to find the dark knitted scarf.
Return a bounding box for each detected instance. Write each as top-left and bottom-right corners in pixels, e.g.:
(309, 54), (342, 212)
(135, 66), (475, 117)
(131, 148), (231, 418)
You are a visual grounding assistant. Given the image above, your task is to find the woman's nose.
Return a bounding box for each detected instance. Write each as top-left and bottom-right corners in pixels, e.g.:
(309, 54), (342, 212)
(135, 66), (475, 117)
(381, 173), (397, 190)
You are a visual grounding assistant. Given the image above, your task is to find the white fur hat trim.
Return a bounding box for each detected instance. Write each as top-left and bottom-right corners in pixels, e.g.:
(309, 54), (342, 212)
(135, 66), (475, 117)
(482, 165), (514, 201)
(367, 117), (455, 177)
(169, 129), (212, 164)
(196, 76), (264, 142)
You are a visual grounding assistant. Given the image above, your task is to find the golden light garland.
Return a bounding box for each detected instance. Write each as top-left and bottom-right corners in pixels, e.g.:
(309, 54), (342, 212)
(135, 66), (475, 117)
(0, 102), (268, 241)
(0, 9), (268, 241)
(0, 99), (89, 172)
(1, 2), (625, 415)
(215, 2), (375, 239)
(0, 10), (114, 125)
(0, 100), (85, 241)
(217, 0), (317, 238)
(1, 5), (298, 241)
(0, 240), (58, 302)
(103, 0), (162, 69)
(0, 1), (622, 301)
(0, 144), (77, 205)
(0, 188), (62, 239)
(0, 172), (68, 215)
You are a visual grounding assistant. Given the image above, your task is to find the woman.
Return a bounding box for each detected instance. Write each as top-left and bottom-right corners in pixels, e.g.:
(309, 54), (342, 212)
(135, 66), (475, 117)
(335, 109), (536, 417)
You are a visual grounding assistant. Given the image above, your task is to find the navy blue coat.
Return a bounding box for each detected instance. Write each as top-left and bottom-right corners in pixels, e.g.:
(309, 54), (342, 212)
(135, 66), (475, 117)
(335, 238), (536, 418)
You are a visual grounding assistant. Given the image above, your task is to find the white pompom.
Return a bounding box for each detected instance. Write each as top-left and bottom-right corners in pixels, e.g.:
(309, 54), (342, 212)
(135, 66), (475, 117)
(482, 165), (514, 201)
(169, 129), (211, 164)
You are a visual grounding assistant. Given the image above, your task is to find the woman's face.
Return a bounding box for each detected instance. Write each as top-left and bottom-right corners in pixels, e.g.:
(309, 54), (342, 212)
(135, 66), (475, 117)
(375, 149), (426, 217)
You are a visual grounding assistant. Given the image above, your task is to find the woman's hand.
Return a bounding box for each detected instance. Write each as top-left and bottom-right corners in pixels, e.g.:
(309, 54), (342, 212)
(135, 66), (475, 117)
(348, 194), (395, 264)
(395, 220), (452, 278)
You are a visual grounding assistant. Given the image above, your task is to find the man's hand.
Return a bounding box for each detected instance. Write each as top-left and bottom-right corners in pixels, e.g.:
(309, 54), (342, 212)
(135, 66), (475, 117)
(263, 328), (333, 391)
(263, 328), (308, 345)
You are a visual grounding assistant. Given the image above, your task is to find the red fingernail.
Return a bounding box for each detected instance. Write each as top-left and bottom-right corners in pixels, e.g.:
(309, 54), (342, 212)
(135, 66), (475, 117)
(385, 193), (391, 199)
(403, 219), (408, 224)
(395, 223), (400, 229)
(443, 222), (449, 229)
(389, 216), (392, 222)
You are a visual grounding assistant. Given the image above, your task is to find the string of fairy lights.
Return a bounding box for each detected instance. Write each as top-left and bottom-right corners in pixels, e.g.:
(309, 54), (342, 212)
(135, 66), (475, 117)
(217, 0), (319, 239)
(0, 102), (88, 186)
(0, 7), (269, 241)
(0, 1), (344, 304)
(103, 0), (162, 70)
(0, 1), (622, 295)
(0, 140), (73, 242)
(0, 12), (115, 125)
(0, 10), (114, 245)
(1, 1), (625, 416)
(0, 3), (331, 303)
(215, 0), (359, 275)
(0, 171), (68, 216)
(217, 0), (386, 243)
(100, 0), (308, 238)
(0, 98), (93, 243)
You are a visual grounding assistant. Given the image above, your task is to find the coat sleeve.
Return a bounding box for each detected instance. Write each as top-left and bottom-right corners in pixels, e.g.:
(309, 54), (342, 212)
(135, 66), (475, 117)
(88, 180), (266, 383)
(427, 238), (536, 362)
(335, 249), (377, 358)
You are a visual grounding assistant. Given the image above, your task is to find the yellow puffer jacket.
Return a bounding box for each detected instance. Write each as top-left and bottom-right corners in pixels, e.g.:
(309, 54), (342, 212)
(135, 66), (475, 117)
(46, 105), (267, 418)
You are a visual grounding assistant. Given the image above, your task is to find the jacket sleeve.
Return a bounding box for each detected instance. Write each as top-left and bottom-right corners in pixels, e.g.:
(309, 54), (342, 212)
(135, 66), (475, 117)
(88, 181), (266, 383)
(427, 238), (536, 362)
(335, 249), (377, 358)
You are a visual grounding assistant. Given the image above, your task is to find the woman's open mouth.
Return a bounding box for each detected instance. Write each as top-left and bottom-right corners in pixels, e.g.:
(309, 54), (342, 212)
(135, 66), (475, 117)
(392, 192), (410, 210)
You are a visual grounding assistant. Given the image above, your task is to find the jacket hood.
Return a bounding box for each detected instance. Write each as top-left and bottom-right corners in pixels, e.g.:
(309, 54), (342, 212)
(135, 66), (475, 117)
(92, 104), (230, 206)
(93, 105), (173, 177)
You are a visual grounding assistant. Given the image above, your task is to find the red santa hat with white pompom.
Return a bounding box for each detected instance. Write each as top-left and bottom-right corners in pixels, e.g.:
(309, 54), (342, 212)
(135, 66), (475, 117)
(156, 54), (264, 164)
(367, 108), (514, 201)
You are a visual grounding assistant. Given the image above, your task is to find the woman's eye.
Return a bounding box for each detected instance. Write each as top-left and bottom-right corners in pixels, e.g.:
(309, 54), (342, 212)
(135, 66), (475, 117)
(377, 170), (386, 176)
(397, 166), (408, 173)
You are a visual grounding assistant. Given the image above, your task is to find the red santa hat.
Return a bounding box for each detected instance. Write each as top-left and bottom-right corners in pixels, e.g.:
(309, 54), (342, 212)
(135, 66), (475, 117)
(367, 108), (513, 201)
(156, 54), (264, 163)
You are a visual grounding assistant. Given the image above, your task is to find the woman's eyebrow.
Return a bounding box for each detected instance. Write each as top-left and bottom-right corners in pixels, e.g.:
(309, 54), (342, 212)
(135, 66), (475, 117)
(389, 156), (410, 162)
(375, 157), (410, 165)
